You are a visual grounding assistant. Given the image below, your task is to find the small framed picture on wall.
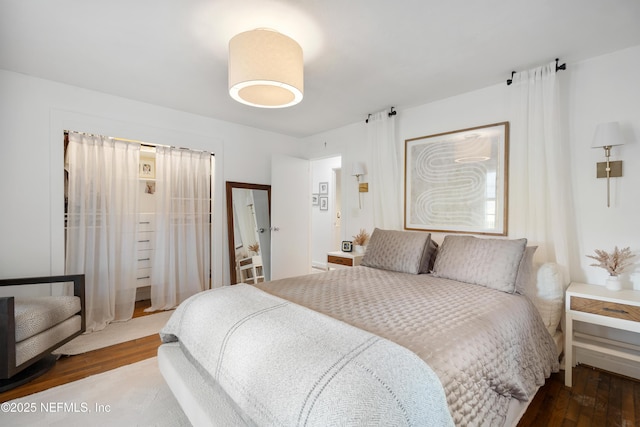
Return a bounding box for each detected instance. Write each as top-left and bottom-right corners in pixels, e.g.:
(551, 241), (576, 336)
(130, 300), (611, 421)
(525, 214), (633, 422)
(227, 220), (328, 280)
(312, 194), (319, 206)
(319, 182), (329, 195)
(139, 158), (155, 179)
(319, 196), (328, 211)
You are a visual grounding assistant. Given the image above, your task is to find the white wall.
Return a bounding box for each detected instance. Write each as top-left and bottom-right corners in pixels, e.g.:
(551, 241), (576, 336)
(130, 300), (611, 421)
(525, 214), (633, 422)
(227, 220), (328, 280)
(567, 46), (640, 286)
(0, 70), (302, 286)
(303, 45), (640, 288)
(303, 121), (371, 241)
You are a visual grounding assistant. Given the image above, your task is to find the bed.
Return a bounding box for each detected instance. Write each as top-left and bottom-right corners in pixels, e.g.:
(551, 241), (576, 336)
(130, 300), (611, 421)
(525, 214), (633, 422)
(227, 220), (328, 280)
(158, 229), (564, 426)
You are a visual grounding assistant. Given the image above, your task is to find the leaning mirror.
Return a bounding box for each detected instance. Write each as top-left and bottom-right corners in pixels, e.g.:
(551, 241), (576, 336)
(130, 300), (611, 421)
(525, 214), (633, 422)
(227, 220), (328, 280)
(226, 181), (271, 284)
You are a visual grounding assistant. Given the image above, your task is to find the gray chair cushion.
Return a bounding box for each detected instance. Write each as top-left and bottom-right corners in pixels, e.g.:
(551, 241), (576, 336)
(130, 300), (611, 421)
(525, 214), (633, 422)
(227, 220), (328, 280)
(16, 315), (82, 366)
(14, 296), (81, 342)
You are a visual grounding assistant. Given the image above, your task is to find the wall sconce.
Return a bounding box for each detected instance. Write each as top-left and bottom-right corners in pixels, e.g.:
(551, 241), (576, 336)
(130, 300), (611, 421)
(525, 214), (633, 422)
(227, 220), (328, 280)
(591, 121), (624, 207)
(352, 162), (368, 209)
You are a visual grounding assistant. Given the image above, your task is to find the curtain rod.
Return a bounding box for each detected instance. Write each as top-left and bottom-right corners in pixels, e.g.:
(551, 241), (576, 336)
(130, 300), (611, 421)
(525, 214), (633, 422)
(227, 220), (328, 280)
(506, 58), (566, 85)
(365, 106), (396, 123)
(64, 129), (212, 154)
(64, 130), (164, 148)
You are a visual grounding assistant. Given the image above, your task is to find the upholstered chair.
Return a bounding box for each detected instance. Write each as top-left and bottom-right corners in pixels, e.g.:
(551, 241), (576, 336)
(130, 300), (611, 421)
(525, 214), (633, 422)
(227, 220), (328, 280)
(0, 275), (85, 392)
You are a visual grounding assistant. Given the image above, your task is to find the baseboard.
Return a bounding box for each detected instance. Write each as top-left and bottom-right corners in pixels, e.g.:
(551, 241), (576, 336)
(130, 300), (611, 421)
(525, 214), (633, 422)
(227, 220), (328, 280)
(575, 348), (640, 380)
(311, 261), (327, 271)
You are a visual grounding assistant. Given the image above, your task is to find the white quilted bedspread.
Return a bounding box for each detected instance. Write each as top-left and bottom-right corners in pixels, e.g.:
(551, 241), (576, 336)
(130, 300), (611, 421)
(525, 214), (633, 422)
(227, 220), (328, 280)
(161, 283), (454, 426)
(255, 267), (559, 426)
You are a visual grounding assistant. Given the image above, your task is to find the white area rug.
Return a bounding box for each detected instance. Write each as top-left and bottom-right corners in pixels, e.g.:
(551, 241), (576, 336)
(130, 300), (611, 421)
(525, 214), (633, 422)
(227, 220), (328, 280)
(3, 358), (190, 426)
(54, 310), (174, 355)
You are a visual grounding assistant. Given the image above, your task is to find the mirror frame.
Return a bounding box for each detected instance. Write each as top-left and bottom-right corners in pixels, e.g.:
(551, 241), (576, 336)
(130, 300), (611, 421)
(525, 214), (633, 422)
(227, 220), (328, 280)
(226, 181), (272, 285)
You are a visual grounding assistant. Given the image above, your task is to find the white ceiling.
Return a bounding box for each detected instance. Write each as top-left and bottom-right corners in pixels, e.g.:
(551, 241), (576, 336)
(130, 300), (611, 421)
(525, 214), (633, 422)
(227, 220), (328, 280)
(2, 0), (640, 137)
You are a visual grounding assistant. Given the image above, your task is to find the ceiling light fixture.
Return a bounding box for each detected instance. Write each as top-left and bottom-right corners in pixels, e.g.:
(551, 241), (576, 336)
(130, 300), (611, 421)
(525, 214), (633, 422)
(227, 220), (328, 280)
(228, 28), (303, 108)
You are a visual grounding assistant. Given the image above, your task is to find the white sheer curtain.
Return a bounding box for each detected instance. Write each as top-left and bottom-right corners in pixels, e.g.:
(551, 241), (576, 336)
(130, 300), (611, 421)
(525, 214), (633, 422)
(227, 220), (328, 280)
(510, 61), (575, 283)
(65, 133), (139, 332)
(367, 110), (402, 229)
(149, 147), (211, 310)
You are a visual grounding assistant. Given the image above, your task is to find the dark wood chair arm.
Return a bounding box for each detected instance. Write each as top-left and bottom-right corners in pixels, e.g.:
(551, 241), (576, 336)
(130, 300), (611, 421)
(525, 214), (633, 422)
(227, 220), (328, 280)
(0, 274), (85, 333)
(0, 274), (86, 382)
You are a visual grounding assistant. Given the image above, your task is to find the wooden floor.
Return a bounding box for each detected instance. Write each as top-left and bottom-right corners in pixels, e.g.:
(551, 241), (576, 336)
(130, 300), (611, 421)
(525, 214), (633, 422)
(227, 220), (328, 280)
(1, 300), (639, 426)
(0, 300), (161, 403)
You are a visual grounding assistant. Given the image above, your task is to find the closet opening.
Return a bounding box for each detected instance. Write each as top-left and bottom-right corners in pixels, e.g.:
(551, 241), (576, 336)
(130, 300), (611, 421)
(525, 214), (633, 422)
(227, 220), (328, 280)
(63, 130), (214, 332)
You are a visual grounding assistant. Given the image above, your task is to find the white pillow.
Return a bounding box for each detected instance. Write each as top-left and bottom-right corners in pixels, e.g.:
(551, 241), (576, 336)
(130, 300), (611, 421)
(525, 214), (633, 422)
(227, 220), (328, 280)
(525, 262), (564, 336)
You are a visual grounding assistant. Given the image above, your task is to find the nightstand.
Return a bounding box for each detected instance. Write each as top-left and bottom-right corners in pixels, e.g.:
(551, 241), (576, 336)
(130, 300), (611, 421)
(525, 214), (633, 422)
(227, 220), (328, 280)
(564, 282), (640, 387)
(327, 251), (364, 270)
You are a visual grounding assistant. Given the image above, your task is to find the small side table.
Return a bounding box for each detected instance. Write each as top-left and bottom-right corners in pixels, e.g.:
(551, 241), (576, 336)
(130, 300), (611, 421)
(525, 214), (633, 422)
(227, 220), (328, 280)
(327, 251), (364, 270)
(564, 282), (640, 387)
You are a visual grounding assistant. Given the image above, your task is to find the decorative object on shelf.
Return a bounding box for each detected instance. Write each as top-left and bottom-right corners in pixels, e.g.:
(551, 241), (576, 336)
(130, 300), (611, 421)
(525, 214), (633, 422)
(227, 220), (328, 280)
(351, 162), (368, 209)
(228, 28), (303, 108)
(405, 122), (509, 235)
(352, 228), (370, 253)
(248, 242), (260, 256)
(341, 241), (353, 252)
(591, 121), (625, 207)
(587, 246), (635, 290)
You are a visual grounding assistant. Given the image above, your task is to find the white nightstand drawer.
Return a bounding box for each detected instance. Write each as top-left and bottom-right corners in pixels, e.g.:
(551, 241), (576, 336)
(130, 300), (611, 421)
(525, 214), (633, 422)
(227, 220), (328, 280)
(565, 282), (640, 387)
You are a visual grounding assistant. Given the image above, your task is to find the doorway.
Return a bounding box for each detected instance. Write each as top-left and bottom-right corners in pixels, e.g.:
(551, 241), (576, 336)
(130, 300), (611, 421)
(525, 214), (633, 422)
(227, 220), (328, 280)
(310, 156), (342, 270)
(64, 131), (214, 330)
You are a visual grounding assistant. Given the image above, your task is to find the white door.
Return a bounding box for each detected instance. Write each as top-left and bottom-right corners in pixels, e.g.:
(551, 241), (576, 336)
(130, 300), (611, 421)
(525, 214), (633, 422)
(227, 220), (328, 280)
(271, 154), (310, 280)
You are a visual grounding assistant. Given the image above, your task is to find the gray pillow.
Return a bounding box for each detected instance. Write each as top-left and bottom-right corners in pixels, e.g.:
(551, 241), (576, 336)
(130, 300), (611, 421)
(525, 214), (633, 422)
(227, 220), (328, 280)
(361, 228), (437, 275)
(432, 235), (527, 293)
(515, 246), (538, 295)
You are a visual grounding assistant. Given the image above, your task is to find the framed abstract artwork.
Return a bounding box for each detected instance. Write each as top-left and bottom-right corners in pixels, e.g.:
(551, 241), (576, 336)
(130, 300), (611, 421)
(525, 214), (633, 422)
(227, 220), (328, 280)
(404, 122), (509, 236)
